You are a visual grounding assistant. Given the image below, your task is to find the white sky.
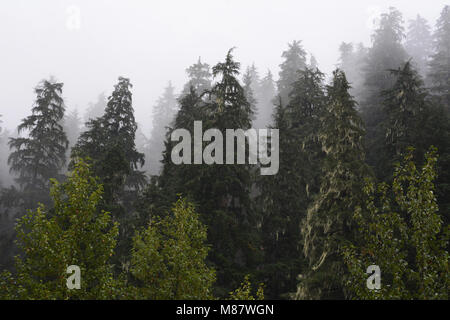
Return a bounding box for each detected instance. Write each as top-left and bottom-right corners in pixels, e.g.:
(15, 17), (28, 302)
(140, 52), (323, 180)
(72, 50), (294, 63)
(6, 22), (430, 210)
(0, 0), (448, 135)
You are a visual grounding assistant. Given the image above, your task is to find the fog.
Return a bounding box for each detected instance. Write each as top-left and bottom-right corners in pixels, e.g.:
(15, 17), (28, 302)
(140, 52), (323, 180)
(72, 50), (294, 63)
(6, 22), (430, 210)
(0, 0), (445, 134)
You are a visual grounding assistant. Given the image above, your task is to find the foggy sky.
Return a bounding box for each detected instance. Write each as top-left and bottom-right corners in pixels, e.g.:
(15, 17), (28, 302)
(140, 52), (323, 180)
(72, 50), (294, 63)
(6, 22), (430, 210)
(0, 0), (447, 135)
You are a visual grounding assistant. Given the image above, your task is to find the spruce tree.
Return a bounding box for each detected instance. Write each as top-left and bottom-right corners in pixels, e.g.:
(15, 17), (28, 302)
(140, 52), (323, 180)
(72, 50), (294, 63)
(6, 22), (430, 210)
(8, 79), (69, 209)
(428, 5), (450, 111)
(297, 70), (369, 300)
(259, 67), (325, 299)
(277, 40), (307, 106)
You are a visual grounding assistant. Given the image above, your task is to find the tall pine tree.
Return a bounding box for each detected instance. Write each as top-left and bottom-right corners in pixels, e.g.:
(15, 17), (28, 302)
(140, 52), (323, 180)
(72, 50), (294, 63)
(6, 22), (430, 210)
(8, 79), (68, 209)
(259, 67), (325, 299)
(277, 40), (307, 106)
(405, 15), (433, 78)
(297, 70), (369, 300)
(428, 5), (450, 111)
(146, 82), (178, 176)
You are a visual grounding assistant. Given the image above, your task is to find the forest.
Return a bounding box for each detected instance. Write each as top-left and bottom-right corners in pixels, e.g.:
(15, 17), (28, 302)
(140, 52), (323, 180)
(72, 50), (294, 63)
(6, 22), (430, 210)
(0, 5), (449, 300)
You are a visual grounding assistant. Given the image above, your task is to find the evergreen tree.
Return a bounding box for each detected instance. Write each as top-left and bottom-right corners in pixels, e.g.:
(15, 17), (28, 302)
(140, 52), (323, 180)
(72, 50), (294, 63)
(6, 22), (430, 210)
(84, 93), (107, 123)
(259, 67), (325, 299)
(428, 5), (450, 111)
(405, 15), (433, 77)
(254, 70), (276, 129)
(242, 66), (258, 122)
(0, 159), (121, 299)
(62, 108), (82, 171)
(146, 82), (178, 175)
(157, 49), (259, 296)
(8, 79), (69, 209)
(297, 70), (369, 300)
(277, 40), (307, 106)
(72, 77), (145, 206)
(343, 148), (449, 299)
(309, 54), (318, 70)
(361, 7), (408, 179)
(71, 77), (145, 268)
(338, 42), (368, 101)
(380, 62), (430, 176)
(182, 57), (212, 97)
(379, 61), (450, 224)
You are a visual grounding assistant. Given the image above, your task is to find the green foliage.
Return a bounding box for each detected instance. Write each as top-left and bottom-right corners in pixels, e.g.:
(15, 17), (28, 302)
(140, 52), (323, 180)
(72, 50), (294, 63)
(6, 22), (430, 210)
(0, 159), (121, 299)
(228, 275), (264, 300)
(342, 147), (449, 299)
(127, 197), (216, 300)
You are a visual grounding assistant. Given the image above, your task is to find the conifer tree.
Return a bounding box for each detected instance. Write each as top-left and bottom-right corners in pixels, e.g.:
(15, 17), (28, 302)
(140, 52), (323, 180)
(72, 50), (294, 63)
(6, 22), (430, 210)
(297, 70), (369, 300)
(146, 82), (178, 175)
(405, 15), (432, 77)
(62, 108), (82, 171)
(338, 42), (368, 101)
(71, 77), (145, 269)
(8, 79), (69, 209)
(182, 57), (212, 97)
(72, 77), (145, 206)
(380, 62), (429, 176)
(254, 70), (276, 129)
(259, 67), (325, 299)
(379, 62), (450, 224)
(242, 67), (258, 122)
(277, 40), (307, 106)
(156, 49), (258, 296)
(428, 5), (450, 111)
(361, 7), (408, 178)
(84, 93), (107, 123)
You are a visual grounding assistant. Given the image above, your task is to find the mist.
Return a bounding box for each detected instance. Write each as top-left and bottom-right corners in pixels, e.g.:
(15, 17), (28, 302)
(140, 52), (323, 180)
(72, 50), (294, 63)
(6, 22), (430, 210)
(0, 0), (444, 134)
